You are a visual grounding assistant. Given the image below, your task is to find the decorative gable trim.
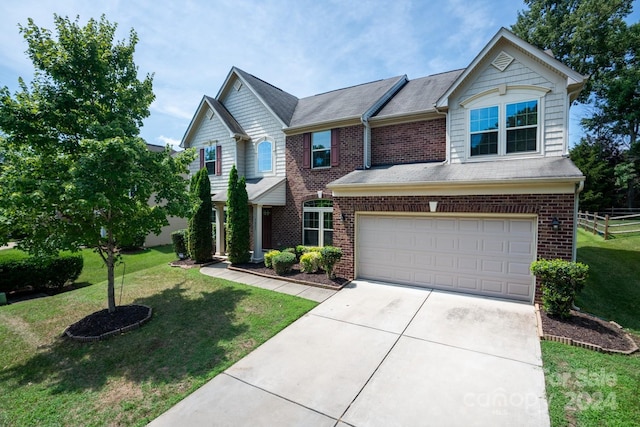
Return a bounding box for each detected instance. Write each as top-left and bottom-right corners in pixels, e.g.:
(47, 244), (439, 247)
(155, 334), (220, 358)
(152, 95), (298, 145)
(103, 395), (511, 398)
(491, 51), (514, 72)
(459, 85), (551, 108)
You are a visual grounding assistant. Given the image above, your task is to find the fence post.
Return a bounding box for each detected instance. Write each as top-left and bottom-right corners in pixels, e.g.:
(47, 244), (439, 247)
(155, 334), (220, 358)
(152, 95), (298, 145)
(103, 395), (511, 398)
(604, 215), (609, 240)
(593, 212), (598, 235)
(585, 211), (589, 232)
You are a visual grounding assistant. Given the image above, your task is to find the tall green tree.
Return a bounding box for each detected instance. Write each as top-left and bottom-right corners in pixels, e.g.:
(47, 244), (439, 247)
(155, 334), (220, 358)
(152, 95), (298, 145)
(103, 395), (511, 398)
(226, 165), (250, 264)
(188, 168), (213, 263)
(0, 15), (194, 313)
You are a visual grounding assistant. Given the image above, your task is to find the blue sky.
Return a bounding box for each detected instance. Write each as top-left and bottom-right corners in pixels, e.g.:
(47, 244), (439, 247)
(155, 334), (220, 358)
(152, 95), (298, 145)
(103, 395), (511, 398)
(1, 0), (638, 149)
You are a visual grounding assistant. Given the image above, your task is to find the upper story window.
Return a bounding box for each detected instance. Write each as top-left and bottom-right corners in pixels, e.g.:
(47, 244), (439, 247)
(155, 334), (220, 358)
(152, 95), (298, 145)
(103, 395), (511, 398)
(204, 146), (217, 174)
(312, 130), (331, 168)
(463, 86), (549, 159)
(257, 140), (273, 173)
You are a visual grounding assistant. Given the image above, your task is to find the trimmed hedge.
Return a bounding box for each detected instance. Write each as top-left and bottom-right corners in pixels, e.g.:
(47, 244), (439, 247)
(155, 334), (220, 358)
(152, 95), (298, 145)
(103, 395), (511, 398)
(531, 259), (589, 319)
(320, 246), (343, 279)
(300, 251), (321, 273)
(272, 251), (296, 275)
(0, 252), (84, 293)
(264, 250), (281, 269)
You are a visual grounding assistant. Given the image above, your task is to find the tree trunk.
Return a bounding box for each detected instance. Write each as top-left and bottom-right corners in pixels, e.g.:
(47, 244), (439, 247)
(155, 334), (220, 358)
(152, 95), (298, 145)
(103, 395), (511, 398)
(107, 235), (116, 313)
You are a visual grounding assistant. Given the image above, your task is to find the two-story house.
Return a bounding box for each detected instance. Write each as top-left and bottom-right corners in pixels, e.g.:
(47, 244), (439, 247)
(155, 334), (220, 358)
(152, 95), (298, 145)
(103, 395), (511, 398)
(181, 28), (585, 304)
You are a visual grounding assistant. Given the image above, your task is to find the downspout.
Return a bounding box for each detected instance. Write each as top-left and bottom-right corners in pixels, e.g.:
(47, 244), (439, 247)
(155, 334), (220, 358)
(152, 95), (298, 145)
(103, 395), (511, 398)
(573, 180), (585, 261)
(362, 75), (408, 169)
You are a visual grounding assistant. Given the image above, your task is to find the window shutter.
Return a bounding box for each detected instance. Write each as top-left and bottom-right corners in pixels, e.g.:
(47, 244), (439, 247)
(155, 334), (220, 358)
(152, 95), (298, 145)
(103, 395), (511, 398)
(215, 145), (222, 176)
(331, 128), (340, 167)
(199, 148), (204, 169)
(303, 133), (311, 169)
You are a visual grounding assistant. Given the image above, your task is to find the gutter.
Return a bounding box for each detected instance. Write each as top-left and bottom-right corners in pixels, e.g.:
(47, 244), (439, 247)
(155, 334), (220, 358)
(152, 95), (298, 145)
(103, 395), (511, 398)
(362, 75), (408, 169)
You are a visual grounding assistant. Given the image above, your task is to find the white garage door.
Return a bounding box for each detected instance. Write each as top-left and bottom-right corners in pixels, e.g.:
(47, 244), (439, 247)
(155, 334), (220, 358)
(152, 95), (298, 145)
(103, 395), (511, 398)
(356, 215), (536, 302)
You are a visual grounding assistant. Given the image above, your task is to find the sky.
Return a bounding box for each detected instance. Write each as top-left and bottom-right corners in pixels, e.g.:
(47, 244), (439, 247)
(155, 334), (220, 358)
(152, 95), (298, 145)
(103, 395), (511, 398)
(1, 0), (638, 150)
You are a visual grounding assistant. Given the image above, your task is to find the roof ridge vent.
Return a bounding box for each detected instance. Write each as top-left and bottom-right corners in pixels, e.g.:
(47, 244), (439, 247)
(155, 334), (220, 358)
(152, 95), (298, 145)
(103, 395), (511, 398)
(491, 51), (514, 72)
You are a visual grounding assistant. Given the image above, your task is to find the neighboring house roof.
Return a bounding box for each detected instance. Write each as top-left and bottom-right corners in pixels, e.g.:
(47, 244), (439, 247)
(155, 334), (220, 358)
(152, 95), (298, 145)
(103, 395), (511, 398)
(180, 95), (249, 147)
(372, 69), (464, 123)
(328, 157), (584, 190)
(146, 143), (174, 154)
(221, 67), (299, 127)
(287, 75), (408, 133)
(436, 27), (586, 109)
(211, 176), (286, 206)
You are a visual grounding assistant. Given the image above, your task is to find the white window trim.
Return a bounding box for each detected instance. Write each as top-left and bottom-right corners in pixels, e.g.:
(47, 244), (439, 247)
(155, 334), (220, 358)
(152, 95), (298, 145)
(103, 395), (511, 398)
(256, 138), (274, 175)
(205, 145), (217, 175)
(462, 86), (549, 161)
(302, 201), (333, 246)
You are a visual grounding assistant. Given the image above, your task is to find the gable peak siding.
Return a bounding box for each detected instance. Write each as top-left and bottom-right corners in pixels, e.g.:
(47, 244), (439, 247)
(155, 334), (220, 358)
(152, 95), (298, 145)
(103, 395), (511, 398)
(448, 51), (569, 163)
(222, 78), (286, 179)
(371, 119), (446, 166)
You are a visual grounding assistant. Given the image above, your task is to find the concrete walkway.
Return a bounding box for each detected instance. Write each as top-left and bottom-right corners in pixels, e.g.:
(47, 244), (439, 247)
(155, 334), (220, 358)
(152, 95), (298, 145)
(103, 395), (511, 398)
(150, 270), (549, 427)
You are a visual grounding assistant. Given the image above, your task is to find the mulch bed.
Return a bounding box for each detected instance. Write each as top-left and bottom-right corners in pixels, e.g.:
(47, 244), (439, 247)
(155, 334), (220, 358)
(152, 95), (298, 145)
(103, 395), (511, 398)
(539, 309), (638, 354)
(64, 304), (152, 342)
(230, 262), (349, 290)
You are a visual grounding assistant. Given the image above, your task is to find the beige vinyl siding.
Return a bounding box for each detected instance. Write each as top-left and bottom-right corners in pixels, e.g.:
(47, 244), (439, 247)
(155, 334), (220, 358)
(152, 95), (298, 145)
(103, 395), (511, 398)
(448, 46), (568, 163)
(222, 77), (287, 179)
(186, 110), (237, 194)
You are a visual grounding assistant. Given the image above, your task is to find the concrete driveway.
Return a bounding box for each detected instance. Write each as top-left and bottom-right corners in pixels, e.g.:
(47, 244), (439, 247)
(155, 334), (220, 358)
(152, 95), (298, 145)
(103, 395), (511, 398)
(150, 280), (548, 427)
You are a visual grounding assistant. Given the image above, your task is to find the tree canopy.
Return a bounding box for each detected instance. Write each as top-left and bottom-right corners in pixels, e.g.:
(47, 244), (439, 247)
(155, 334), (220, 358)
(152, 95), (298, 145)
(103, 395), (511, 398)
(0, 15), (194, 312)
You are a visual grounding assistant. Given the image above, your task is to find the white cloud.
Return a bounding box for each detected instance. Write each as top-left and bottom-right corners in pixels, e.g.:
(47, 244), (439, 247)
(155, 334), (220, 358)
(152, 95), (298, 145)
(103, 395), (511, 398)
(156, 135), (182, 151)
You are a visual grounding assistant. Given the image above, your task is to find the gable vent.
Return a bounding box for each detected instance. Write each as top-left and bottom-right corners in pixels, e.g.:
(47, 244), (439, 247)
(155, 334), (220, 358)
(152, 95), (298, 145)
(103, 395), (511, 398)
(233, 80), (242, 91)
(491, 51), (514, 72)
(206, 108), (215, 120)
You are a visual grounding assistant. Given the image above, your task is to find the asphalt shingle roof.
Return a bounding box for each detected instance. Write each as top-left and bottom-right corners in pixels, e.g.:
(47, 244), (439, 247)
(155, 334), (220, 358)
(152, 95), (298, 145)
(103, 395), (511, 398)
(204, 95), (247, 138)
(233, 68), (298, 126)
(212, 177), (285, 203)
(374, 69), (464, 118)
(328, 157), (584, 187)
(289, 76), (407, 128)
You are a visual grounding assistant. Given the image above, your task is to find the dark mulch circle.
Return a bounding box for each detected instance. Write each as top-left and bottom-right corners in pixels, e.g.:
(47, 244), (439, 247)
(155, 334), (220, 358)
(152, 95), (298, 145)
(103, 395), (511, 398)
(231, 262), (348, 289)
(540, 309), (636, 353)
(65, 305), (152, 341)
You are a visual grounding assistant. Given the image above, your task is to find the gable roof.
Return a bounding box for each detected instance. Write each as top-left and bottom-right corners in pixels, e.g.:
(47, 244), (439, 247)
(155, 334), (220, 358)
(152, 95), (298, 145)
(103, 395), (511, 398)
(372, 69), (464, 122)
(219, 67), (299, 127)
(180, 95), (248, 147)
(287, 75), (408, 133)
(436, 27), (585, 109)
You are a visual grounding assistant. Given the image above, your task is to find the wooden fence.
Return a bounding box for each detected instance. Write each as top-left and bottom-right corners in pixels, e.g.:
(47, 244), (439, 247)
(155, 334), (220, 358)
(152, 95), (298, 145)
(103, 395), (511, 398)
(578, 211), (640, 240)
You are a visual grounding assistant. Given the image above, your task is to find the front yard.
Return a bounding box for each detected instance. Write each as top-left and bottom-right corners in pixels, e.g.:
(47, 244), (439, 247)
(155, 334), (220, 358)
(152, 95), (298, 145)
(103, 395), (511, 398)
(0, 247), (316, 426)
(541, 230), (640, 426)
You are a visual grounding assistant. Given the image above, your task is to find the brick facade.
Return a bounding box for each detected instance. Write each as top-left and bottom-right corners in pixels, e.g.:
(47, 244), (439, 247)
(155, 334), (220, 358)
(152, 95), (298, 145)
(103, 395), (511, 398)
(331, 193), (576, 303)
(371, 118), (446, 165)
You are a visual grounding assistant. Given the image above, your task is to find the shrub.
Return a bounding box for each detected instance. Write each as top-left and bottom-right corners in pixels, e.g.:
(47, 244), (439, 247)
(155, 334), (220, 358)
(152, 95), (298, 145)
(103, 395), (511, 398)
(320, 246), (343, 279)
(264, 250), (281, 269)
(171, 229), (189, 258)
(530, 259), (589, 319)
(118, 231), (146, 251)
(188, 168), (213, 263)
(227, 165), (250, 264)
(0, 252), (84, 292)
(272, 251), (296, 275)
(300, 251), (321, 273)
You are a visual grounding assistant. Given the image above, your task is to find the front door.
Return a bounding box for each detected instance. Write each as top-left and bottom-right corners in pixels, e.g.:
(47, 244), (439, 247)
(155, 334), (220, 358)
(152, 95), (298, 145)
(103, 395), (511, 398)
(262, 208), (272, 250)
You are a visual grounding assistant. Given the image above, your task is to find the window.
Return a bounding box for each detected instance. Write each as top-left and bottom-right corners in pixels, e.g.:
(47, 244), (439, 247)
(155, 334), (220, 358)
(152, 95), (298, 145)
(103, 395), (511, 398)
(470, 100), (538, 157)
(303, 199), (333, 246)
(470, 106), (499, 156)
(311, 130), (331, 168)
(506, 100), (537, 153)
(257, 140), (273, 173)
(204, 146), (217, 174)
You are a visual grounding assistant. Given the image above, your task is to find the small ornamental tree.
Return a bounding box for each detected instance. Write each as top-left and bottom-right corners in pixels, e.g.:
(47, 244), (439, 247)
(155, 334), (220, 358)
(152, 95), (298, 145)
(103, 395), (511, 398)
(226, 165), (250, 264)
(0, 15), (194, 313)
(188, 168), (213, 263)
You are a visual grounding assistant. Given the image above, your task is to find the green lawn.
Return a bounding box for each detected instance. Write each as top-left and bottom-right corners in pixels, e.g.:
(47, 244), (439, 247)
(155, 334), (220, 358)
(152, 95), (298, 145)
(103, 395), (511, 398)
(0, 248), (317, 426)
(542, 230), (640, 426)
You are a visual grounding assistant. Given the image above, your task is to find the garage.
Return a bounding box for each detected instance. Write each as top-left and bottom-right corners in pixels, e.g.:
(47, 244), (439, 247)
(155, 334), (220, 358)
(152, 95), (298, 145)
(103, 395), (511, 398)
(356, 214), (537, 302)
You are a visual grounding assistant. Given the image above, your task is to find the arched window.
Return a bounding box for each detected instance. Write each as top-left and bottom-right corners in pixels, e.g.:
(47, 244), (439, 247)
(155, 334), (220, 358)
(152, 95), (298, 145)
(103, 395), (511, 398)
(303, 199), (333, 246)
(257, 140), (273, 173)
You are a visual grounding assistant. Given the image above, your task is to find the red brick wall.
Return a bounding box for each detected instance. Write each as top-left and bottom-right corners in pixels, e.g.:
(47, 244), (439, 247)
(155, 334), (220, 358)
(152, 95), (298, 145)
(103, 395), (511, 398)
(371, 118), (446, 165)
(274, 125), (364, 248)
(332, 193), (576, 303)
